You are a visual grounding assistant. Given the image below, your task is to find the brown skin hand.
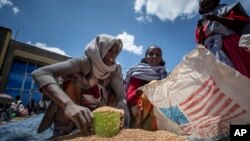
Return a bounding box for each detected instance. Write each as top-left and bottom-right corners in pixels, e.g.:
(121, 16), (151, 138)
(204, 13), (249, 32)
(41, 83), (94, 135)
(199, 0), (249, 33)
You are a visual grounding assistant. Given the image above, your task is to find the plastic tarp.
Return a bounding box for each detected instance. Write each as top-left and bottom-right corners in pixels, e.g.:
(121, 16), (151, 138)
(0, 114), (53, 141)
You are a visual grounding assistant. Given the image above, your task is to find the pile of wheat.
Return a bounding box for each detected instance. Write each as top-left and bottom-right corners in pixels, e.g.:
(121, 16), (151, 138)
(52, 107), (186, 141)
(53, 129), (187, 141)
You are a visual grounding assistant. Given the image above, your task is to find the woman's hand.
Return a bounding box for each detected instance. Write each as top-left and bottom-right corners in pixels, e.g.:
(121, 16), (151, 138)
(204, 12), (248, 32)
(63, 102), (94, 135)
(136, 89), (144, 96)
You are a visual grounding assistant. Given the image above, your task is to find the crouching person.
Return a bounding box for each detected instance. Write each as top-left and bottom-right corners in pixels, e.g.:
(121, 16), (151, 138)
(31, 34), (130, 137)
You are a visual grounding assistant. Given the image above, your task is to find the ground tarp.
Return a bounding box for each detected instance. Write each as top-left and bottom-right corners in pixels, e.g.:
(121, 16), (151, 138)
(0, 114), (53, 141)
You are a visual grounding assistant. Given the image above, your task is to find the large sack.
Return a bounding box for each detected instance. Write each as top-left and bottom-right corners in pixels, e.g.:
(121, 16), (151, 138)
(239, 34), (250, 49)
(141, 45), (250, 141)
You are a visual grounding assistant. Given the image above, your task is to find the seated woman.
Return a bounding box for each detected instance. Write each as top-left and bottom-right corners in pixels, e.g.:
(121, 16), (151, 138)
(124, 45), (168, 131)
(31, 34), (130, 137)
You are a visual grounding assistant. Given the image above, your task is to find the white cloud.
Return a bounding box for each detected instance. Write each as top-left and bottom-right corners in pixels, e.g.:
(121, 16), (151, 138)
(116, 32), (143, 55)
(0, 0), (12, 7)
(0, 0), (20, 15)
(27, 41), (69, 56)
(134, 0), (199, 22)
(135, 15), (152, 23)
(135, 16), (145, 22)
(12, 6), (19, 15)
(135, 0), (146, 13)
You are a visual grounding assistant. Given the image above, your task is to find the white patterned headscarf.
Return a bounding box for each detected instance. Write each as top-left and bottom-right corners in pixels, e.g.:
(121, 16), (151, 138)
(85, 34), (122, 80)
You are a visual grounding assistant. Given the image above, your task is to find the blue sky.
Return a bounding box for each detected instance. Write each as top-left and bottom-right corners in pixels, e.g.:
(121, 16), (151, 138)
(1, 0), (250, 76)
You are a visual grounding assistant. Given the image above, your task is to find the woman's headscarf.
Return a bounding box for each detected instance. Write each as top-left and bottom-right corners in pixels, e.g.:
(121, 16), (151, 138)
(141, 45), (165, 66)
(124, 62), (168, 94)
(124, 45), (168, 93)
(85, 34), (122, 80)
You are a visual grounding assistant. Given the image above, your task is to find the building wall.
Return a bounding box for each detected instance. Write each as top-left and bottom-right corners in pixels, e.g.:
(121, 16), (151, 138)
(0, 26), (11, 72)
(0, 26), (70, 105)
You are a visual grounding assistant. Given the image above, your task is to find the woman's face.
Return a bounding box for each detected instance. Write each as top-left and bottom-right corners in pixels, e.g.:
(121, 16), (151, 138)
(103, 43), (120, 66)
(145, 47), (162, 67)
(199, 0), (215, 13)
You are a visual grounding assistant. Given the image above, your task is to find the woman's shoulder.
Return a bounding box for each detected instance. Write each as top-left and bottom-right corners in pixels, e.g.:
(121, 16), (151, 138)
(110, 63), (122, 73)
(130, 76), (145, 82)
(70, 56), (92, 73)
(116, 63), (122, 71)
(69, 56), (90, 64)
(109, 64), (122, 78)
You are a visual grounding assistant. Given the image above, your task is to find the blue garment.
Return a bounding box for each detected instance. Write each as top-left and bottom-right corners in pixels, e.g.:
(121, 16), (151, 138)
(204, 34), (234, 67)
(202, 3), (236, 67)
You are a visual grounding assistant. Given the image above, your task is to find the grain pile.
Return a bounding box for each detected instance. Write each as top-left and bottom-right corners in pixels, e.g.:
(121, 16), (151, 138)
(52, 129), (187, 141)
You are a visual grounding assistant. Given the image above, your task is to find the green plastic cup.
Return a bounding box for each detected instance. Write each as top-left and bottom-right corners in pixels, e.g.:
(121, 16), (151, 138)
(11, 113), (16, 118)
(93, 106), (124, 137)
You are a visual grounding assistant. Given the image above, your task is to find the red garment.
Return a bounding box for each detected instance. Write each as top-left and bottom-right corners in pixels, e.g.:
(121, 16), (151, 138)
(63, 81), (103, 111)
(126, 77), (149, 106)
(222, 34), (250, 78)
(195, 9), (250, 79)
(227, 9), (250, 23)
